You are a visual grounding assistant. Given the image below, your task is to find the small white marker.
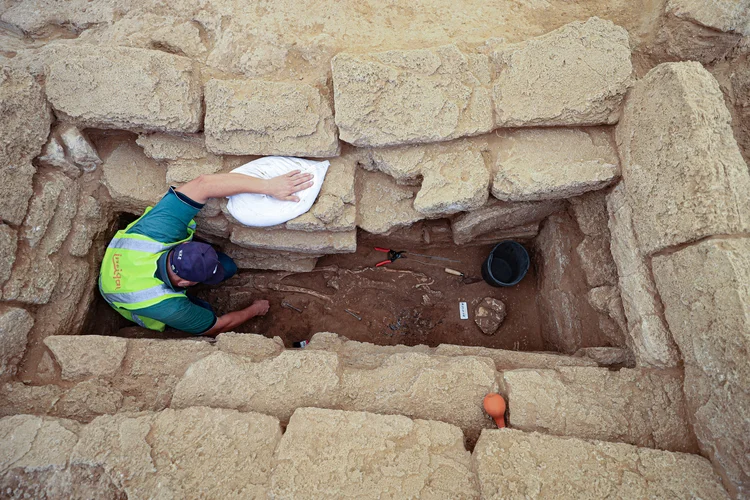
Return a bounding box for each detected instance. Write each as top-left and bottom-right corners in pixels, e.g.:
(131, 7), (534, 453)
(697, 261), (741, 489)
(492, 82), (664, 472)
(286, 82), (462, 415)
(459, 301), (469, 320)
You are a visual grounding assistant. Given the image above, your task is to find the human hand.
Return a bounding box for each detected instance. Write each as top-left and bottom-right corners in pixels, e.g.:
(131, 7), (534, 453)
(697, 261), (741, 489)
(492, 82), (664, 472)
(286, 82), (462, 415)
(264, 170), (314, 202)
(247, 299), (270, 317)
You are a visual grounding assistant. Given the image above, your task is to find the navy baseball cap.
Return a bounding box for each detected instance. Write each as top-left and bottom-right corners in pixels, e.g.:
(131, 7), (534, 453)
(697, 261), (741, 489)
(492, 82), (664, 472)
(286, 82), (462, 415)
(169, 242), (225, 285)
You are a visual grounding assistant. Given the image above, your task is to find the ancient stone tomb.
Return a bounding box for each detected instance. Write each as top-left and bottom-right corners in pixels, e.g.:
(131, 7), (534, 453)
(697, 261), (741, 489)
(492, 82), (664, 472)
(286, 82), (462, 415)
(0, 10), (748, 499)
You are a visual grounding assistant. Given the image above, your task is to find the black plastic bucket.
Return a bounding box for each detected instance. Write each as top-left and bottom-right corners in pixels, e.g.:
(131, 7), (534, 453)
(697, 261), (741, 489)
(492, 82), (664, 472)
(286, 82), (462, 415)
(481, 241), (530, 287)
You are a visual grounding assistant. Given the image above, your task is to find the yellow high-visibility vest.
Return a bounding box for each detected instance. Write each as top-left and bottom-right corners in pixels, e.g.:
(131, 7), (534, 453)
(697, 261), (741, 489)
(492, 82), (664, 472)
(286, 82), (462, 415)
(99, 207), (196, 331)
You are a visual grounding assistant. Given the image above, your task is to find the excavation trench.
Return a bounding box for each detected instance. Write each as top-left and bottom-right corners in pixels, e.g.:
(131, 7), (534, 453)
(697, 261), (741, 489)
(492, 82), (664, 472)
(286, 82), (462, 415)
(84, 216), (610, 353)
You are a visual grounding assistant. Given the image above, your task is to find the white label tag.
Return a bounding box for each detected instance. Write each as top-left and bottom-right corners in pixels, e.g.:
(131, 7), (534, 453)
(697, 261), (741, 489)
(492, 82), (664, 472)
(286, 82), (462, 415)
(459, 301), (469, 320)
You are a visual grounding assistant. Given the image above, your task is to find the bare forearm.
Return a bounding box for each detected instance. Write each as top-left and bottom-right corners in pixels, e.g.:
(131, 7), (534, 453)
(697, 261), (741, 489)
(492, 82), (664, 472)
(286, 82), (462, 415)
(203, 307), (258, 337)
(177, 174), (269, 204)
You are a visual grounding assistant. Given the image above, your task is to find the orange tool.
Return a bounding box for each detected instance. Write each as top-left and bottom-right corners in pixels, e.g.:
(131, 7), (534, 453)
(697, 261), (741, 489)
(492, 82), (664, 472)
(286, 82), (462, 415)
(483, 393), (507, 428)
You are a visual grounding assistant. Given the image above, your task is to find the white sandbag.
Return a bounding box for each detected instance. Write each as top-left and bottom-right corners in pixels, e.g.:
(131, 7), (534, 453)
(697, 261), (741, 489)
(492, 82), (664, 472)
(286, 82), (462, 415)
(226, 156), (329, 227)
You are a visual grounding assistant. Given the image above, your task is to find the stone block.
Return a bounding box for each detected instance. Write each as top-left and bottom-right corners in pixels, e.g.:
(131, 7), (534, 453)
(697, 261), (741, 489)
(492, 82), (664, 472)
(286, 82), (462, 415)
(171, 351), (341, 422)
(0, 0), (118, 34)
(165, 155), (223, 184)
(616, 62), (750, 255)
(59, 124), (100, 172)
(220, 243), (320, 273)
(0, 225), (17, 286)
(434, 344), (598, 370)
(491, 17), (632, 127)
(576, 235), (618, 288)
(0, 67), (51, 225)
(38, 135), (79, 177)
(44, 335), (127, 381)
(307, 332), (432, 369)
(22, 170), (79, 255)
(339, 353), (497, 442)
(68, 195), (106, 257)
(230, 226), (356, 254)
(0, 382), (63, 418)
(504, 367), (697, 452)
(473, 429), (729, 499)
(102, 140), (168, 214)
(1, 252), (58, 305)
(451, 199), (563, 245)
(573, 347), (635, 367)
(270, 408), (478, 499)
(332, 44), (493, 147)
(46, 45), (202, 132)
(0, 306), (33, 379)
(0, 464), (126, 500)
(205, 79), (339, 157)
(286, 153), (357, 232)
(491, 129), (619, 202)
(652, 238), (750, 495)
(70, 407), (282, 499)
(356, 169), (424, 234)
(216, 333), (284, 361)
(667, 0), (750, 36)
(136, 133), (207, 160)
(606, 184), (680, 367)
(53, 379), (124, 422)
(0, 415), (79, 472)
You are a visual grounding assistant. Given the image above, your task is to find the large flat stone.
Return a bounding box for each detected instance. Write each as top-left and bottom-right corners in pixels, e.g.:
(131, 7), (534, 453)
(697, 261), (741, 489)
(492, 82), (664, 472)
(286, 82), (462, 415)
(606, 184), (680, 367)
(504, 367), (697, 453)
(270, 408), (478, 499)
(205, 79), (339, 157)
(616, 61), (750, 255)
(171, 350), (341, 422)
(70, 407), (282, 499)
(667, 0), (750, 36)
(339, 352), (497, 442)
(220, 243), (320, 272)
(652, 238), (750, 495)
(0, 306), (33, 379)
(0, 0), (118, 35)
(0, 415), (79, 472)
(136, 133), (207, 160)
(46, 45), (201, 133)
(44, 335), (127, 381)
(101, 140), (168, 214)
(230, 226), (356, 254)
(0, 67), (51, 225)
(332, 44), (493, 147)
(491, 128), (618, 202)
(451, 199), (564, 245)
(307, 332), (431, 369)
(286, 153), (357, 232)
(473, 429), (729, 499)
(434, 344), (597, 371)
(356, 169), (424, 235)
(491, 17), (632, 127)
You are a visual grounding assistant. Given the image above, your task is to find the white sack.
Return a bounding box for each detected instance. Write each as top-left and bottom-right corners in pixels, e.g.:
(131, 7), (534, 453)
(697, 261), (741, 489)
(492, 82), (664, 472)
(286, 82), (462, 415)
(226, 156), (329, 227)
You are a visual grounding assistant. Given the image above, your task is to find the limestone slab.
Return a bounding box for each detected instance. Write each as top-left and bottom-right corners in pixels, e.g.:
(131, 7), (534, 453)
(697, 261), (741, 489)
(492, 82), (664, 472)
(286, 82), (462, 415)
(332, 44), (493, 147)
(652, 238), (750, 495)
(0, 225), (17, 287)
(205, 79), (339, 157)
(101, 141), (168, 214)
(667, 0), (750, 36)
(286, 153), (357, 232)
(171, 351), (341, 422)
(71, 407), (282, 499)
(473, 429), (729, 499)
(504, 367), (697, 452)
(0, 306), (34, 379)
(44, 335), (127, 381)
(434, 344), (598, 370)
(136, 133), (207, 160)
(0, 415), (79, 472)
(356, 169), (424, 234)
(339, 352), (497, 442)
(606, 184), (680, 367)
(216, 333), (284, 361)
(220, 243), (320, 273)
(0, 67), (51, 225)
(46, 45), (201, 132)
(491, 129), (619, 202)
(230, 226), (356, 254)
(616, 61), (750, 255)
(270, 408), (479, 499)
(451, 199), (563, 245)
(307, 332), (431, 369)
(491, 17), (632, 127)
(0, 0), (118, 34)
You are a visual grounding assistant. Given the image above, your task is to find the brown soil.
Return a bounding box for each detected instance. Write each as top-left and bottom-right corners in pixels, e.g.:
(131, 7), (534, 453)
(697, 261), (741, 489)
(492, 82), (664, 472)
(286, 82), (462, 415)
(200, 237), (546, 350)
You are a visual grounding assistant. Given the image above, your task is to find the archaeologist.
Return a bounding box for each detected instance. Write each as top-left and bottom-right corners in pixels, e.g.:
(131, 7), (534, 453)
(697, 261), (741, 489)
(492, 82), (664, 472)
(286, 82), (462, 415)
(99, 170), (313, 336)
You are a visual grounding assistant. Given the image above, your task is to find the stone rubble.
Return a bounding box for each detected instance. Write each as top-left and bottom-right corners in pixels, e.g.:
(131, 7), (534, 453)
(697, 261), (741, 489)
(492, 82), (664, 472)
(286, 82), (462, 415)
(474, 297), (506, 335)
